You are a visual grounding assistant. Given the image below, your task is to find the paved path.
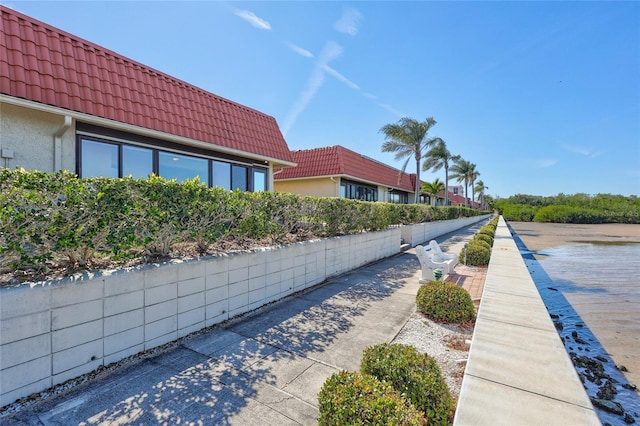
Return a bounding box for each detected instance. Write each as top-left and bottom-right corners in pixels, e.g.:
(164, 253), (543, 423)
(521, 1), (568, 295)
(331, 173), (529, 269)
(2, 222), (487, 426)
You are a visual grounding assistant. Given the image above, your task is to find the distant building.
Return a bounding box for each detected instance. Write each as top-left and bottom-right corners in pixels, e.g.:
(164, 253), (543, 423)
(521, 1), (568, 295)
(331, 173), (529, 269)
(273, 145), (425, 204)
(0, 5), (295, 190)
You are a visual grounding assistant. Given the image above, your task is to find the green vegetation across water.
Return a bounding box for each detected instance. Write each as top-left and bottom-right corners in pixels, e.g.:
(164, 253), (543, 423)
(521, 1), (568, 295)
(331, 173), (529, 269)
(494, 193), (639, 224)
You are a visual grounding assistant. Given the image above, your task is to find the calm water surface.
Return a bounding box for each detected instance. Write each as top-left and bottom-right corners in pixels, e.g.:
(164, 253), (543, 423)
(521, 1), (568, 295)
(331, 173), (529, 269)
(510, 223), (640, 425)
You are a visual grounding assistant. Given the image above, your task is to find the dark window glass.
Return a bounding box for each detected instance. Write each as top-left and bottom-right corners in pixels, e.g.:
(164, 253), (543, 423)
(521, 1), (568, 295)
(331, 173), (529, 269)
(212, 161), (231, 190)
(253, 168), (267, 192)
(158, 151), (208, 183)
(122, 145), (153, 178)
(232, 165), (247, 191)
(81, 139), (118, 178)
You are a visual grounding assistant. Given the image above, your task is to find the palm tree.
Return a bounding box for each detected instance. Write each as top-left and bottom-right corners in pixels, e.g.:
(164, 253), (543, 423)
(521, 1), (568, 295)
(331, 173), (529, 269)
(422, 139), (460, 207)
(468, 164), (479, 208)
(421, 178), (445, 206)
(450, 158), (473, 207)
(475, 180), (489, 210)
(380, 117), (440, 203)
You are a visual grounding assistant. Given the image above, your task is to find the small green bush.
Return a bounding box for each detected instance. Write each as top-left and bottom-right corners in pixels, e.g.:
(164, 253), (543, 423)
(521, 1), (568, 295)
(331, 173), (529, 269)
(470, 238), (491, 252)
(478, 226), (495, 239)
(416, 281), (476, 324)
(459, 240), (491, 266)
(317, 371), (426, 426)
(473, 233), (493, 246)
(361, 344), (454, 425)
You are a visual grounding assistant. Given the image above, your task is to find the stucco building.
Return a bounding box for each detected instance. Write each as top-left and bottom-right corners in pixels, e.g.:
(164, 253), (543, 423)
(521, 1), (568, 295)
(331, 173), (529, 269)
(273, 145), (424, 204)
(0, 6), (294, 190)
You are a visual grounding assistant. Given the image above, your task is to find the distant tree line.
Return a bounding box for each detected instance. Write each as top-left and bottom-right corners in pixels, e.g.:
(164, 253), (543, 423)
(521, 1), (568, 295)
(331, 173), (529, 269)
(493, 193), (639, 224)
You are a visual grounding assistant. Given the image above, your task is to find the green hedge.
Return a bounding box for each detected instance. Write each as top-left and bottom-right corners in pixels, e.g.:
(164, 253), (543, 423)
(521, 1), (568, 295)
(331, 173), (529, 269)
(0, 168), (489, 278)
(317, 371), (426, 426)
(494, 194), (639, 224)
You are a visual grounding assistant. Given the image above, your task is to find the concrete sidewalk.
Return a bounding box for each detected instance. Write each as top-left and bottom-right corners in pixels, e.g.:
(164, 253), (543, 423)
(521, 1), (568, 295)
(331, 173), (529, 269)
(2, 222), (486, 426)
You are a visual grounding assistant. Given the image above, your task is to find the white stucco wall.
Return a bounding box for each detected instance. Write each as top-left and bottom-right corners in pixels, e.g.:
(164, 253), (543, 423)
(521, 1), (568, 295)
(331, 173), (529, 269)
(0, 102), (76, 172)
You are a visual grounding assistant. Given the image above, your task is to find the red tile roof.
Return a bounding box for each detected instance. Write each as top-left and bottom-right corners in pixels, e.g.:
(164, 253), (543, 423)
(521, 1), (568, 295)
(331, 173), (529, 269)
(0, 6), (293, 165)
(274, 145), (416, 192)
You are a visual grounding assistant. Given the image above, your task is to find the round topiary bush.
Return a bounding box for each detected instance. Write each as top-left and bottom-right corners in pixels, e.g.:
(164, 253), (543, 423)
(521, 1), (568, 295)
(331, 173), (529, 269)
(317, 371), (426, 426)
(473, 233), (493, 246)
(361, 344), (454, 425)
(470, 238), (491, 251)
(459, 240), (491, 266)
(417, 281), (476, 324)
(478, 226), (495, 239)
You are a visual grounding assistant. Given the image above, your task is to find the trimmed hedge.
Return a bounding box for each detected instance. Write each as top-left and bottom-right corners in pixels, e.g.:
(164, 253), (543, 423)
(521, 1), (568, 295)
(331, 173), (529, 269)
(459, 240), (491, 266)
(0, 168), (490, 278)
(317, 371), (426, 426)
(417, 281), (476, 324)
(361, 344), (454, 425)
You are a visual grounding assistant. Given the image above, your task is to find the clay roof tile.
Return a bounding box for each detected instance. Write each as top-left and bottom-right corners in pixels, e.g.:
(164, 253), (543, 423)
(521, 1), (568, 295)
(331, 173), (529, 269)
(0, 5), (293, 164)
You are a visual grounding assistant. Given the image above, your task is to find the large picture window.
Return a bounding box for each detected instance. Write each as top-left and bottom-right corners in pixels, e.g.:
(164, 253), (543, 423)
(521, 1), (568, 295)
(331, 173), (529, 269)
(78, 134), (268, 192)
(340, 179), (378, 202)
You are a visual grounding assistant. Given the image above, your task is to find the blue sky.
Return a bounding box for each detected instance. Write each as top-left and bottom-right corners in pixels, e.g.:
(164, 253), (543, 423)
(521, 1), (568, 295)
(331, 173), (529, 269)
(7, 1), (640, 198)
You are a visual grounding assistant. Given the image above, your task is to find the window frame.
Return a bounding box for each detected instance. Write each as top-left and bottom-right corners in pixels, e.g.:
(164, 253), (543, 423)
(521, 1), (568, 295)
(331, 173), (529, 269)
(76, 123), (269, 192)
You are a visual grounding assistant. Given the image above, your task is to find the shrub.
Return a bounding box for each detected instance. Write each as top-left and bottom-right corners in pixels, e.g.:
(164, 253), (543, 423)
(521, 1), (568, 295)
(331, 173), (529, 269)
(317, 371), (426, 426)
(459, 240), (491, 266)
(0, 168), (490, 280)
(417, 281), (476, 324)
(473, 233), (493, 246)
(478, 226), (495, 239)
(361, 344), (454, 425)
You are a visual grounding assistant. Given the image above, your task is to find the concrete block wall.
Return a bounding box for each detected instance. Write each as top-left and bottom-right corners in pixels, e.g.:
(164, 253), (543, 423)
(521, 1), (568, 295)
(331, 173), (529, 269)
(401, 214), (491, 247)
(0, 227), (401, 406)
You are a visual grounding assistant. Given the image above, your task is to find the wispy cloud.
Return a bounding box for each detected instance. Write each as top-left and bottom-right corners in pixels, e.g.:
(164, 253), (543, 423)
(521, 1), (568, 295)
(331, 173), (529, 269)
(286, 42), (314, 58)
(282, 42), (343, 135)
(334, 8), (362, 36)
(536, 158), (558, 168)
(323, 65), (359, 90)
(234, 9), (271, 30)
(363, 92), (377, 100)
(378, 103), (403, 117)
(562, 144), (603, 158)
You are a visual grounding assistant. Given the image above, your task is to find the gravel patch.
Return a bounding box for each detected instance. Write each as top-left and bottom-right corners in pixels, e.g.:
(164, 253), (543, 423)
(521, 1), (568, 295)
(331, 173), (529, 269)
(392, 309), (473, 399)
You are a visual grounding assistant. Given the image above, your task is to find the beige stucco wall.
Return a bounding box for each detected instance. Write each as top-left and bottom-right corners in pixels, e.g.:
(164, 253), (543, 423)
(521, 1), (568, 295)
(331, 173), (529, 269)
(274, 177), (338, 197)
(0, 102), (76, 172)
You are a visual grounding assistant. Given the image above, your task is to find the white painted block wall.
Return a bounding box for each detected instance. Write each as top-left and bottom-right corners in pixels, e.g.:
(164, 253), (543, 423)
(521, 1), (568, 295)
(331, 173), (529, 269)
(0, 216), (486, 406)
(0, 227), (402, 406)
(400, 215), (491, 247)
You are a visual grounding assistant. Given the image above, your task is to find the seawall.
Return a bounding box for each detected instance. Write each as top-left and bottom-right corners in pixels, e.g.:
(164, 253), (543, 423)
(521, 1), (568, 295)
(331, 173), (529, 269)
(454, 216), (600, 425)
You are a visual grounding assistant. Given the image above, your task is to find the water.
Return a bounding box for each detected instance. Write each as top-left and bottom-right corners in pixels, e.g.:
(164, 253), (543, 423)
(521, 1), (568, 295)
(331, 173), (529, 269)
(509, 223), (640, 425)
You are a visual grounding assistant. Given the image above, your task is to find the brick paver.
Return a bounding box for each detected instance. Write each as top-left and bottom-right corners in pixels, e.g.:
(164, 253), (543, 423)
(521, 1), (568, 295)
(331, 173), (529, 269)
(447, 265), (487, 310)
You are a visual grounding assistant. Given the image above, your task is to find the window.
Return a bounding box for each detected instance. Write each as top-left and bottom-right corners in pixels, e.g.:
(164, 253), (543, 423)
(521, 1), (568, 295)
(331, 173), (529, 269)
(77, 131), (268, 191)
(340, 180), (378, 202)
(122, 145), (153, 178)
(389, 191), (408, 204)
(212, 161), (231, 190)
(81, 139), (118, 178)
(253, 168), (266, 192)
(159, 152), (208, 183)
(232, 165), (247, 191)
